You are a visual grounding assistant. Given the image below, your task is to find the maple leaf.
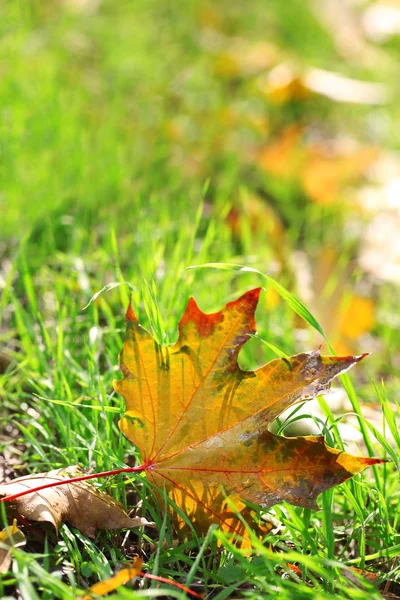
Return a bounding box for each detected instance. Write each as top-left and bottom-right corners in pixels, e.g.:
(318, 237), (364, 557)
(0, 466), (151, 538)
(114, 289), (383, 542)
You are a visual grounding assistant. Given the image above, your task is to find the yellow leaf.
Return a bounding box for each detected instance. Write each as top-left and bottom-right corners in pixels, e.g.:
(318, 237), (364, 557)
(80, 557), (142, 599)
(303, 146), (379, 205)
(114, 289), (384, 545)
(257, 126), (379, 205)
(259, 63), (312, 104)
(338, 296), (375, 340)
(0, 519), (26, 574)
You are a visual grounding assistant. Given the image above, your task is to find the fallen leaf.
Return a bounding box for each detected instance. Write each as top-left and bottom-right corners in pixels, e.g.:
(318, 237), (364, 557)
(114, 289), (384, 543)
(257, 126), (379, 205)
(81, 557), (204, 599)
(302, 145), (379, 205)
(292, 248), (376, 355)
(343, 566), (381, 588)
(259, 62), (387, 105)
(0, 466), (151, 538)
(257, 124), (304, 178)
(342, 564), (400, 599)
(0, 519), (26, 574)
(80, 557), (142, 599)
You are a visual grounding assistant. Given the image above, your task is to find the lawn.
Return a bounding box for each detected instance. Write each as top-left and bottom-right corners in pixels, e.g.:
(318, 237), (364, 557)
(1, 0), (400, 598)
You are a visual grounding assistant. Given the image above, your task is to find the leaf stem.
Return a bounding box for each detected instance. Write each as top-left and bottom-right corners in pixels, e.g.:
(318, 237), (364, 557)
(140, 572), (204, 598)
(0, 465), (147, 503)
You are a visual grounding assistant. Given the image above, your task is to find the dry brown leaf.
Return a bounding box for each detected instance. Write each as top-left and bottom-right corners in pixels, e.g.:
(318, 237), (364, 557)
(0, 519), (26, 574)
(337, 296), (375, 341)
(0, 466), (151, 538)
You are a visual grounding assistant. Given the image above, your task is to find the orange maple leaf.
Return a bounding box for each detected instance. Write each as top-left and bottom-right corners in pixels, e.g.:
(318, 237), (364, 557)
(114, 289), (383, 543)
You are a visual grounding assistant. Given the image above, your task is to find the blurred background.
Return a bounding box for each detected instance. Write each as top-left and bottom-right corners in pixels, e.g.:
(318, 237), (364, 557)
(1, 0), (400, 439)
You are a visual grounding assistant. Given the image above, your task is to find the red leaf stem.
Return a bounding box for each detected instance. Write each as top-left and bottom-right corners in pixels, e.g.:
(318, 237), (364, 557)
(0, 465), (146, 503)
(140, 571), (204, 598)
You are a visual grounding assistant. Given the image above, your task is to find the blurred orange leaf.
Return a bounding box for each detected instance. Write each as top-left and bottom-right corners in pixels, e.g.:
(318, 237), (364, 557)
(303, 145), (379, 205)
(258, 126), (379, 205)
(80, 557), (142, 599)
(338, 296), (375, 341)
(257, 124), (304, 178)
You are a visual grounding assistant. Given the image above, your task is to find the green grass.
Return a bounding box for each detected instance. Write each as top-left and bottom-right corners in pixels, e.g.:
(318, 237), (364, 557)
(1, 238), (398, 599)
(1, 0), (400, 598)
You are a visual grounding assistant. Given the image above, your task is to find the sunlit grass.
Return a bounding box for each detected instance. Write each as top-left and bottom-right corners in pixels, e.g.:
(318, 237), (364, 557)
(1, 227), (398, 598)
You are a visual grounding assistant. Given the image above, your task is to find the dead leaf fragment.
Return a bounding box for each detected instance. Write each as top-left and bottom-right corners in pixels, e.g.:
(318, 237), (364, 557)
(114, 289), (384, 544)
(343, 566), (381, 588)
(0, 519), (26, 574)
(0, 466), (151, 538)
